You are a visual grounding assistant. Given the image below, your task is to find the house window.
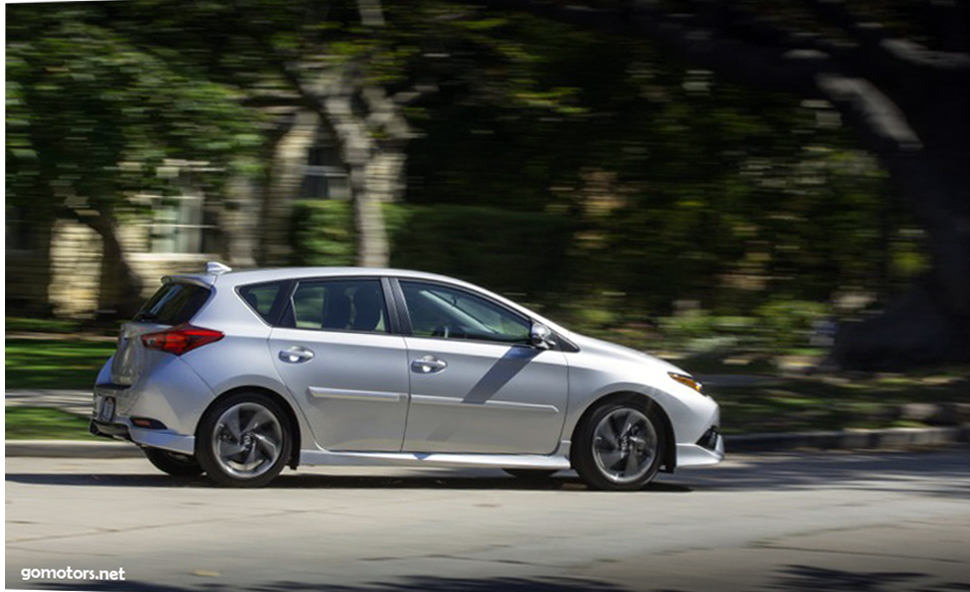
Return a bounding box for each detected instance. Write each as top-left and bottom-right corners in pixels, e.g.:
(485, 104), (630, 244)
(302, 136), (350, 200)
(150, 168), (219, 254)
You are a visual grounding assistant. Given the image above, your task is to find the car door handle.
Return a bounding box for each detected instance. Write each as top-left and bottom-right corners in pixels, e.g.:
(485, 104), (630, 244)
(412, 356), (447, 374)
(279, 346), (315, 364)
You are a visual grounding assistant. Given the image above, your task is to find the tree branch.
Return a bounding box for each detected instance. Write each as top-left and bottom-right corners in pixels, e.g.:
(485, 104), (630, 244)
(458, 0), (830, 97)
(815, 73), (922, 155)
(804, 0), (970, 78)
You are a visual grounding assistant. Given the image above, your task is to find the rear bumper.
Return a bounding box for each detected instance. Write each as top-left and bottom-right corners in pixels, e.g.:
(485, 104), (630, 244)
(90, 418), (196, 455)
(89, 353), (213, 456)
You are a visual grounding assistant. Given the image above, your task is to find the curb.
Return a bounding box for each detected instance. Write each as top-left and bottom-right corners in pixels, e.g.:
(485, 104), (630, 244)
(5, 440), (143, 458)
(6, 425), (970, 458)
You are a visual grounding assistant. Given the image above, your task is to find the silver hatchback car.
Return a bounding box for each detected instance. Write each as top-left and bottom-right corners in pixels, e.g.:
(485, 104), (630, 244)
(91, 264), (723, 490)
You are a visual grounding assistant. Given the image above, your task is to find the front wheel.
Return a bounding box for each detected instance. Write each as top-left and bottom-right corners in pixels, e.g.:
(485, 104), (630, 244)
(573, 399), (664, 491)
(143, 447), (204, 477)
(196, 392), (292, 488)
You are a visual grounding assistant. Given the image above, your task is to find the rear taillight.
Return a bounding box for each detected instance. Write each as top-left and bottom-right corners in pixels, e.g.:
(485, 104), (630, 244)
(141, 324), (224, 356)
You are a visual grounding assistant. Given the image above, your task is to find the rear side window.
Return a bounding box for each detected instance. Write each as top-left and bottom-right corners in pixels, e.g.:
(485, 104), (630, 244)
(238, 281), (288, 324)
(281, 279), (388, 333)
(135, 282), (211, 325)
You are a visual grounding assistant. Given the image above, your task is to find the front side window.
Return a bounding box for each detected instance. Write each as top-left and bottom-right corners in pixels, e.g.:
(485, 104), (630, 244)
(400, 281), (530, 344)
(283, 279), (387, 333)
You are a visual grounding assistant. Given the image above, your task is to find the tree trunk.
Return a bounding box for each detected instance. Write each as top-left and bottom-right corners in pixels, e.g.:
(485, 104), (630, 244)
(321, 84), (408, 269)
(82, 211), (145, 319)
(260, 109), (320, 266)
(353, 148), (405, 268)
(832, 156), (970, 370)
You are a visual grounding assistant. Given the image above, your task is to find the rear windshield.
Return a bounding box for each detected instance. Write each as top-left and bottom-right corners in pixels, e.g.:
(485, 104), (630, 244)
(134, 282), (211, 325)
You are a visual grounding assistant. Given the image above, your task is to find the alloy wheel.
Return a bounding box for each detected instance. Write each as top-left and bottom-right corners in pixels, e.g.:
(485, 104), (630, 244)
(210, 402), (284, 479)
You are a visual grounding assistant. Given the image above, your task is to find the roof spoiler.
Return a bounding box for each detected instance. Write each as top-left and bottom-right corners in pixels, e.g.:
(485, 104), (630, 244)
(206, 261), (232, 275)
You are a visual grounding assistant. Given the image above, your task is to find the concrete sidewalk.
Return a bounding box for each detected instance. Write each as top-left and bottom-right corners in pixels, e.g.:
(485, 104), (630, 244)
(5, 388), (92, 416)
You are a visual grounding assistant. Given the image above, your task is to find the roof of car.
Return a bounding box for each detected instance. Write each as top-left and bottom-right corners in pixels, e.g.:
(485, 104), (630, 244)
(165, 266), (477, 290)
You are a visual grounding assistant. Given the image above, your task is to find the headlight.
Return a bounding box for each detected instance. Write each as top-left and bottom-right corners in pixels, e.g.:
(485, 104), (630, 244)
(668, 371), (703, 393)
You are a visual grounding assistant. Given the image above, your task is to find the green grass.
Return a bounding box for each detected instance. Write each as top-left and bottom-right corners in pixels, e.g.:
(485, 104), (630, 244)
(5, 338), (116, 389)
(714, 373), (970, 434)
(5, 406), (95, 440)
(6, 317), (83, 334)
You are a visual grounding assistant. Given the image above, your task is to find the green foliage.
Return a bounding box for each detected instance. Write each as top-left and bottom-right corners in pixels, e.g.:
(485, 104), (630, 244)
(5, 339), (116, 389)
(754, 299), (831, 350)
(5, 0), (934, 360)
(715, 372), (970, 435)
(5, 317), (82, 334)
(388, 205), (577, 301)
(290, 201), (356, 266)
(6, 4), (263, 219)
(290, 202), (577, 304)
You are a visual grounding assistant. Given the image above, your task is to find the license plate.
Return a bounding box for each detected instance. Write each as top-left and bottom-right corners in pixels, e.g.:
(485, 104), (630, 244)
(96, 396), (116, 422)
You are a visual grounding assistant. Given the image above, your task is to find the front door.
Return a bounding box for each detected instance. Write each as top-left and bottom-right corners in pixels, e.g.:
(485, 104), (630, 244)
(398, 280), (569, 454)
(269, 278), (409, 451)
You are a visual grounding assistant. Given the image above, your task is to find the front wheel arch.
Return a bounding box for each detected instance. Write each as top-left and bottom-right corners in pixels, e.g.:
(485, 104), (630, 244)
(570, 392), (677, 474)
(198, 386), (302, 470)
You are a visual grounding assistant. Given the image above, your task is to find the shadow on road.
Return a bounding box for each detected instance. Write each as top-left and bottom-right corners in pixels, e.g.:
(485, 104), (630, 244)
(2, 471), (691, 493)
(29, 568), (970, 592)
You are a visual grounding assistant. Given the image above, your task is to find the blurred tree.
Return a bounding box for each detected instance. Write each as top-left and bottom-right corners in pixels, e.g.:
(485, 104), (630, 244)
(456, 0), (970, 368)
(103, 0), (435, 268)
(6, 4), (260, 315)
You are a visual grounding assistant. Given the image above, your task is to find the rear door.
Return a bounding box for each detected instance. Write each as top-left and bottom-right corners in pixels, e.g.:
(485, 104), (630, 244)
(268, 277), (410, 451)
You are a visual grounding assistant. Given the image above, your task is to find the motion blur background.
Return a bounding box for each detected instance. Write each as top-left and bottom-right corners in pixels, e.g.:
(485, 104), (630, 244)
(6, 0), (969, 389)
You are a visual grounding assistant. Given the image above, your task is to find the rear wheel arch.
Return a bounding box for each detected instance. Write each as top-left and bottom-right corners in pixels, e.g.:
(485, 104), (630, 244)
(570, 391), (677, 474)
(199, 385), (302, 470)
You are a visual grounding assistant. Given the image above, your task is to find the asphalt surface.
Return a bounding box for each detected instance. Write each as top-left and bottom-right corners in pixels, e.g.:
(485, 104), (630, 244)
(5, 447), (970, 592)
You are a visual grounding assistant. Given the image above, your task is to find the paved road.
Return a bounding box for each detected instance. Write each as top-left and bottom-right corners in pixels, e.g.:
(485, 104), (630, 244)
(5, 448), (970, 592)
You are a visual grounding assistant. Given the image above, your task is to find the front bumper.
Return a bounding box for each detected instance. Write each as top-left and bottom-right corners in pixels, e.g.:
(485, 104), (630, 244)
(675, 431), (725, 467)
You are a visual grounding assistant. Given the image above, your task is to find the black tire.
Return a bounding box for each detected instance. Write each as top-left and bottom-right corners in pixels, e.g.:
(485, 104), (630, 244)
(503, 468), (558, 480)
(143, 447), (204, 477)
(196, 392), (292, 488)
(573, 397), (665, 491)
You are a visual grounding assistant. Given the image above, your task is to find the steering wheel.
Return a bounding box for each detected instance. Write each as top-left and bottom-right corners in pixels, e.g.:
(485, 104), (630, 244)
(431, 323), (462, 339)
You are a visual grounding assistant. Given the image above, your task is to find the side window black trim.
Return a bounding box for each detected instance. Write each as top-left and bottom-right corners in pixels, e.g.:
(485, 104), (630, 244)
(379, 277), (404, 335)
(388, 278), (412, 335)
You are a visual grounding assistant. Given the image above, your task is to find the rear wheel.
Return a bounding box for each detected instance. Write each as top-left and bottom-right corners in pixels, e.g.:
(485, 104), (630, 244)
(573, 398), (664, 491)
(143, 447), (203, 477)
(196, 392), (292, 488)
(503, 468), (558, 480)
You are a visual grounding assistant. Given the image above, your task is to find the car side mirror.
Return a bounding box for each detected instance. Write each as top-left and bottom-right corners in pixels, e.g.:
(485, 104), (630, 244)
(530, 323), (555, 349)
